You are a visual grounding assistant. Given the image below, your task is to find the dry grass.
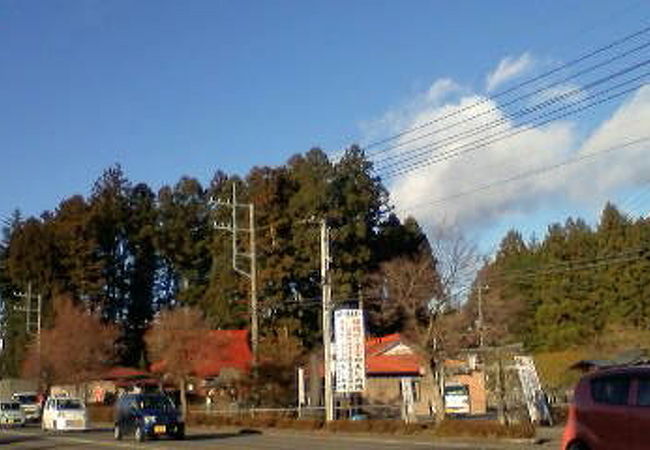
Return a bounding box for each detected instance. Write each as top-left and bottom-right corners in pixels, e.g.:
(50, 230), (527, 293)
(433, 419), (535, 439)
(189, 413), (535, 439)
(87, 404), (113, 423)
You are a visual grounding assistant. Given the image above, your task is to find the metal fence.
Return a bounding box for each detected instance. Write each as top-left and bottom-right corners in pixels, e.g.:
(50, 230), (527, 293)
(190, 404), (403, 420)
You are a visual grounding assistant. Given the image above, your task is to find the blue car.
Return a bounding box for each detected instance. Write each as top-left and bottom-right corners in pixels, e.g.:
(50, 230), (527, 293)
(113, 393), (184, 442)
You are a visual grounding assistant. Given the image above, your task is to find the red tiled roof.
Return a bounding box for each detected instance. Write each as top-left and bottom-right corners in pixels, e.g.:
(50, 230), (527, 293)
(366, 333), (402, 356)
(193, 330), (252, 378)
(366, 354), (422, 375)
(150, 330), (253, 379)
(312, 333), (426, 377)
(364, 333), (425, 376)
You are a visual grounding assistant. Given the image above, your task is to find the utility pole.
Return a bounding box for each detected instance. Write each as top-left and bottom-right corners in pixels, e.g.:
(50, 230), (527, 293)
(18, 282), (41, 338)
(249, 202), (258, 359)
(212, 184), (259, 361)
(321, 220), (334, 422)
(36, 293), (42, 354)
(478, 284), (484, 348)
(26, 282), (32, 333)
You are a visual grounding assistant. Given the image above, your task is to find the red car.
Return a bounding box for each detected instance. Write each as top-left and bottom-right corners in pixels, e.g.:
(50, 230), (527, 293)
(562, 365), (650, 450)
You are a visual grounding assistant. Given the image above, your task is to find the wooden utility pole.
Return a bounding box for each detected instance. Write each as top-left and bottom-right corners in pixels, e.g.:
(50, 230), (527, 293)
(249, 202), (258, 359)
(478, 284), (484, 348)
(321, 219), (334, 422)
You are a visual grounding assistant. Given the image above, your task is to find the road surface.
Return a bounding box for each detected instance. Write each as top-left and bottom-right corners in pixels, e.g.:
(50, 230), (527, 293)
(0, 424), (560, 449)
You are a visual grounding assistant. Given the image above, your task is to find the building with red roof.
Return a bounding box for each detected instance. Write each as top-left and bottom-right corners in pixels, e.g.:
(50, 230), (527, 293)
(365, 333), (424, 377)
(149, 329), (252, 379)
(192, 330), (253, 379)
(362, 333), (486, 418)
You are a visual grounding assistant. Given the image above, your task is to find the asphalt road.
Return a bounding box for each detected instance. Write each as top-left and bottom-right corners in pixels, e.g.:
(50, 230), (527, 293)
(0, 425), (560, 449)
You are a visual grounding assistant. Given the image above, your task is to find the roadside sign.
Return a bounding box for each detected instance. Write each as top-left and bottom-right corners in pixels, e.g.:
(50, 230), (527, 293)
(334, 309), (365, 393)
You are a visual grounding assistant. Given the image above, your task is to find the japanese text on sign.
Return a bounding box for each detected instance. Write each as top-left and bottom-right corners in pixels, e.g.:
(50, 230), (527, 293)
(334, 309), (365, 393)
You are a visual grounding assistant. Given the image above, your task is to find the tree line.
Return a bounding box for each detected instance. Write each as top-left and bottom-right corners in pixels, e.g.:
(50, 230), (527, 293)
(462, 202), (650, 351)
(0, 146), (437, 377)
(3, 142), (646, 404)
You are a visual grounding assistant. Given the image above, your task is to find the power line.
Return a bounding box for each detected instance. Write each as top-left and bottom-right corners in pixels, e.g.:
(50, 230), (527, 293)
(393, 136), (650, 213)
(485, 248), (649, 284)
(371, 39), (650, 163)
(375, 59), (650, 176)
(361, 24), (650, 153)
(380, 77), (648, 179)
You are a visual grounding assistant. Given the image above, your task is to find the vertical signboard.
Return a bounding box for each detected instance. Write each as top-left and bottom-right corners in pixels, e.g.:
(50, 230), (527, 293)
(334, 309), (365, 393)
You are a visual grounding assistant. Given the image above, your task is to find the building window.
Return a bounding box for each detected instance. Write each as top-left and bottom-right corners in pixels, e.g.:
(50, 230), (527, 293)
(412, 380), (420, 402)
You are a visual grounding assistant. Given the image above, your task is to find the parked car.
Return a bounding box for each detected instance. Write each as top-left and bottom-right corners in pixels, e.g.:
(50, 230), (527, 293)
(114, 393), (184, 442)
(562, 365), (650, 450)
(12, 392), (41, 422)
(41, 396), (89, 431)
(0, 401), (26, 426)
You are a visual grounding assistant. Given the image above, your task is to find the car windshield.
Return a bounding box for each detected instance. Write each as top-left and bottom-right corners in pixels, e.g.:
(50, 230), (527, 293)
(14, 395), (37, 404)
(1, 403), (20, 411)
(445, 385), (469, 396)
(138, 396), (175, 411)
(57, 399), (83, 410)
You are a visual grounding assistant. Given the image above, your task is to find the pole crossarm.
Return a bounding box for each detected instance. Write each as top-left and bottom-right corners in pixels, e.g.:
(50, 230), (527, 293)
(209, 183), (259, 362)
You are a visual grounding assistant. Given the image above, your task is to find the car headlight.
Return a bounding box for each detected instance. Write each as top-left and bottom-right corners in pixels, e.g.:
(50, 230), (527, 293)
(143, 415), (157, 424)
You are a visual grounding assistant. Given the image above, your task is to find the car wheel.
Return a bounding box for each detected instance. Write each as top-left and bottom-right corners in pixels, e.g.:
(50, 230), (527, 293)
(175, 425), (185, 440)
(567, 441), (590, 450)
(114, 424), (122, 440)
(135, 425), (145, 443)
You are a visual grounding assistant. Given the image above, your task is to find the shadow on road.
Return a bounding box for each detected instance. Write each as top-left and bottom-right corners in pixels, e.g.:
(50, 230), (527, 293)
(183, 428), (262, 441)
(0, 434), (40, 445)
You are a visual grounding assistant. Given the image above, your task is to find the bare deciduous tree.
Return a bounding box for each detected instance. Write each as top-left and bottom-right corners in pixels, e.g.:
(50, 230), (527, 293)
(430, 223), (483, 308)
(368, 224), (482, 422)
(369, 251), (448, 421)
(23, 296), (118, 393)
(145, 306), (209, 420)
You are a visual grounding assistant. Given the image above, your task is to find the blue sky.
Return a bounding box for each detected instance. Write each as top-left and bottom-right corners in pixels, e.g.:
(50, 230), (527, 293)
(1, 0), (649, 251)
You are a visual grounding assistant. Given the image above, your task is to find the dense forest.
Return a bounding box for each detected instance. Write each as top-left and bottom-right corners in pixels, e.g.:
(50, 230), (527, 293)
(0, 146), (433, 377)
(464, 203), (650, 352)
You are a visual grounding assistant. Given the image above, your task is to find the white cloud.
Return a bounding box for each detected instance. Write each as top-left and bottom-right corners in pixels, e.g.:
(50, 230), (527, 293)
(366, 71), (650, 236)
(359, 78), (463, 144)
(567, 85), (650, 200)
(486, 52), (535, 92)
(426, 78), (461, 104)
(387, 96), (575, 228)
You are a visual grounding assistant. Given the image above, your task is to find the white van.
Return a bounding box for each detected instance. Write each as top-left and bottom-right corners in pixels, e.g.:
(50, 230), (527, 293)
(444, 383), (470, 415)
(42, 397), (89, 431)
(0, 401), (26, 426)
